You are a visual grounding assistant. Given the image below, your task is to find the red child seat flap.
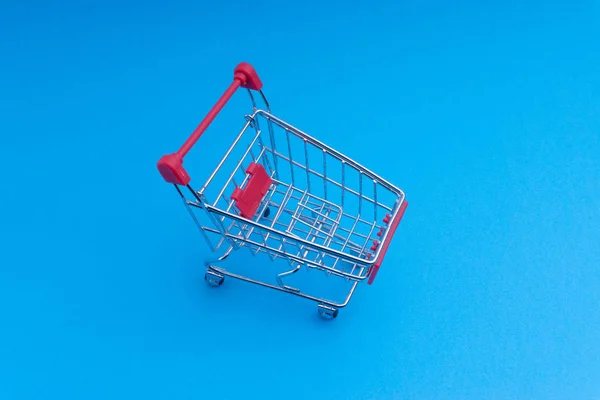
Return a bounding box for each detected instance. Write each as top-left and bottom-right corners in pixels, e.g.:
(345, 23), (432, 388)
(231, 162), (272, 219)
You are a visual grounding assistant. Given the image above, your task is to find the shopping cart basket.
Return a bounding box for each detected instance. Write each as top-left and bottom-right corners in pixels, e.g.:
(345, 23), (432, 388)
(157, 62), (408, 319)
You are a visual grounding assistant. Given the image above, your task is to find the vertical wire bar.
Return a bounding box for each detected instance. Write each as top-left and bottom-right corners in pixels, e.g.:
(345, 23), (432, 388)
(248, 144), (258, 164)
(285, 129), (295, 185)
(252, 116), (273, 174)
(373, 180), (378, 222)
(323, 150), (327, 200)
(262, 182), (295, 251)
(267, 116), (279, 180)
(304, 139), (310, 192)
(247, 89), (257, 110)
(341, 161), (346, 208)
(259, 90), (271, 112)
(358, 172), (363, 214)
(340, 216), (360, 253)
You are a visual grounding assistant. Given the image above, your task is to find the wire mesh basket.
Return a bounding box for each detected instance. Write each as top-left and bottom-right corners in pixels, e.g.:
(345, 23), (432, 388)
(157, 62), (408, 319)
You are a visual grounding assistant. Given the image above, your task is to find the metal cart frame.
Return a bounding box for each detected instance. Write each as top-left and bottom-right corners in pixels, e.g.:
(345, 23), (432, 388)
(157, 62), (408, 319)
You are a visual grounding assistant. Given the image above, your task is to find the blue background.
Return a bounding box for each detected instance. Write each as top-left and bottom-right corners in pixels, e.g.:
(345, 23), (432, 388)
(1, 0), (600, 398)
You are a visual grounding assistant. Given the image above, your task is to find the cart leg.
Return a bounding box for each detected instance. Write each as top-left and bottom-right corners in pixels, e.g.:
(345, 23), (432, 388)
(204, 270), (224, 287)
(317, 304), (339, 320)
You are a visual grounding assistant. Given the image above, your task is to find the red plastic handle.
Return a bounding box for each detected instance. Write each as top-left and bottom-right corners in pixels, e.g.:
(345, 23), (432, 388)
(157, 62), (263, 185)
(367, 200), (408, 285)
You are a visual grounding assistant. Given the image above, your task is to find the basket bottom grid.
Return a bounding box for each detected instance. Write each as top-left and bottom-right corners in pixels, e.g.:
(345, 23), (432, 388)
(227, 178), (384, 280)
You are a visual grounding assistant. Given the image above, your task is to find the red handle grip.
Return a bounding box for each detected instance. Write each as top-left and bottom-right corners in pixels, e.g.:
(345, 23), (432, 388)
(157, 62), (263, 186)
(367, 200), (408, 285)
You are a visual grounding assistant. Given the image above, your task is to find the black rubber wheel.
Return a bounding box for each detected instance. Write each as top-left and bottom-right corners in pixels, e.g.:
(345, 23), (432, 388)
(318, 305), (339, 320)
(204, 272), (224, 287)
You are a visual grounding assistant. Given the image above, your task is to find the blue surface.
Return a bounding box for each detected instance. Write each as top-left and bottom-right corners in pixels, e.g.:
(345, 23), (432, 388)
(2, 1), (600, 399)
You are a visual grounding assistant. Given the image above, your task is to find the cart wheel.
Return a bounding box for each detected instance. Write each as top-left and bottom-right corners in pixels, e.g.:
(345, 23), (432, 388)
(317, 304), (339, 320)
(204, 271), (224, 287)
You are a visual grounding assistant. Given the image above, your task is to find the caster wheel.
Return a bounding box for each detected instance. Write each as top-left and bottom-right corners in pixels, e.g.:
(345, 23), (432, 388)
(317, 304), (339, 320)
(204, 271), (224, 287)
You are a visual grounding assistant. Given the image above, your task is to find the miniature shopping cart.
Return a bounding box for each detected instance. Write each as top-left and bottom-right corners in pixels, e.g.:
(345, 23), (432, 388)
(157, 62), (408, 319)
